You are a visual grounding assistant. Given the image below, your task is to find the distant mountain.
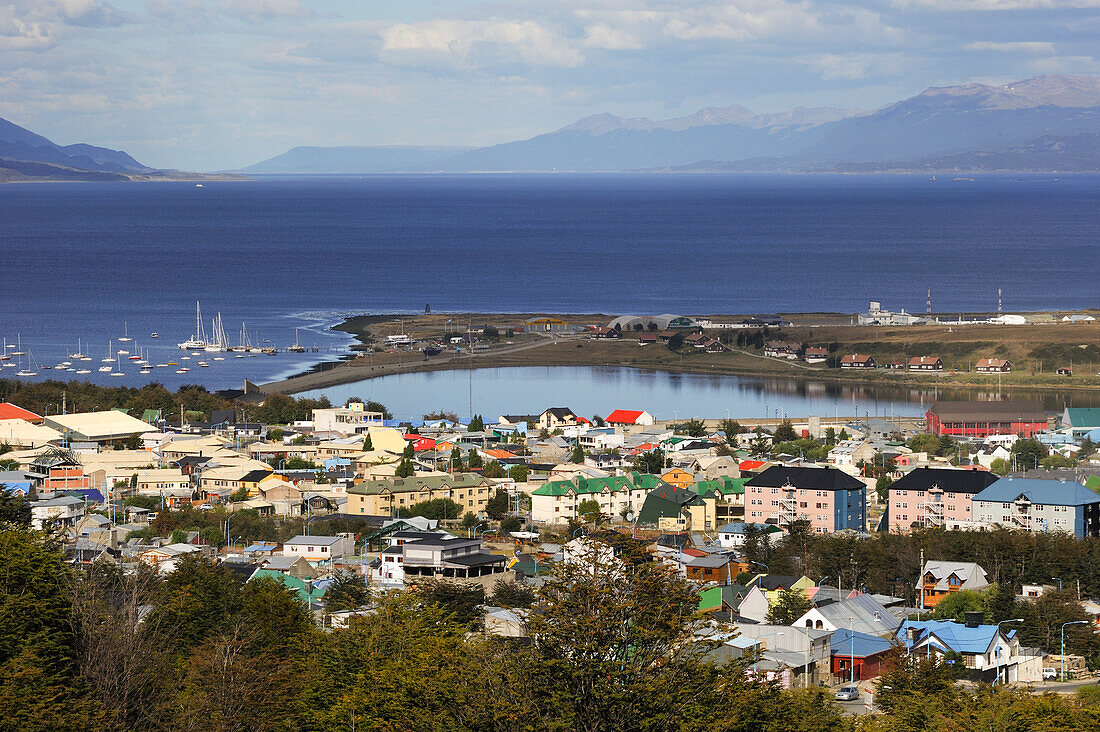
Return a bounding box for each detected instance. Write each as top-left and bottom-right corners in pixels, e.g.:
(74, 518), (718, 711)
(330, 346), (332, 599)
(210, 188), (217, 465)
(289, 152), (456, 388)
(242, 75), (1100, 174)
(0, 117), (151, 175)
(238, 145), (475, 174)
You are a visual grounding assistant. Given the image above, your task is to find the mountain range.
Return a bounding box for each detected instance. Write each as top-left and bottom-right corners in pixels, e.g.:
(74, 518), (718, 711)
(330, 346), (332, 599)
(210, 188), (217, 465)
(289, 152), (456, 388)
(0, 117), (153, 180)
(241, 74), (1100, 174)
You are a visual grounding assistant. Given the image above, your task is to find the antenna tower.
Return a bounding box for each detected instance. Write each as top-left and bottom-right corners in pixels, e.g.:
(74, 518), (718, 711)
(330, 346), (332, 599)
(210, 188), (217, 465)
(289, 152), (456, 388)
(998, 288), (1002, 315)
(926, 289), (932, 317)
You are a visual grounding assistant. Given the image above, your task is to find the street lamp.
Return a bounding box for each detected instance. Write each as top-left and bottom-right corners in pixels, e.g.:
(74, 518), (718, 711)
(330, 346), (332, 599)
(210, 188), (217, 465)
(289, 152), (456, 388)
(992, 618), (1023, 686)
(625, 511), (636, 539)
(1052, 577), (1063, 590)
(1061, 621), (1087, 681)
(471, 522), (484, 539)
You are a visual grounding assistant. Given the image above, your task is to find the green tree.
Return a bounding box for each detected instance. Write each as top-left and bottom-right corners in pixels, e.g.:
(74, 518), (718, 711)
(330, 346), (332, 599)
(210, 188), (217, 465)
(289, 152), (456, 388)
(681, 418), (707, 437)
(394, 457), (415, 478)
(499, 515), (522, 534)
(492, 578), (536, 608)
(824, 427), (837, 445)
(1011, 438), (1047, 470)
(461, 512), (479, 529)
(508, 464), (529, 483)
(398, 498), (462, 520)
(467, 415), (485, 432)
(749, 427), (772, 456)
(931, 588), (986, 622)
(409, 579), (485, 627)
(323, 570), (371, 612)
(0, 492), (31, 527)
(578, 499), (602, 523)
(266, 427), (284, 442)
(766, 589), (812, 625)
(773, 418), (798, 442)
(990, 457), (1011, 476)
(482, 460), (506, 478)
(467, 450), (483, 469)
(1042, 453), (1076, 469)
(571, 441), (585, 464)
(633, 448), (665, 474)
(362, 433), (373, 451)
(449, 446), (463, 471)
(720, 419), (744, 443)
(485, 488), (510, 520)
(875, 474), (894, 501)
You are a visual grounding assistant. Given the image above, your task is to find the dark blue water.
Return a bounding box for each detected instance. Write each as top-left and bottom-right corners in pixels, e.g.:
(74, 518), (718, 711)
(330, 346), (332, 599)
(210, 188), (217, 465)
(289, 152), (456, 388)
(2, 173), (1098, 388)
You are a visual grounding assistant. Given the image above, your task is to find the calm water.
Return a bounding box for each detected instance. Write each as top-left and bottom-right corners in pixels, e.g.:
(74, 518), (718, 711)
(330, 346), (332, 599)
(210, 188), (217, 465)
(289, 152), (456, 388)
(301, 366), (1100, 422)
(2, 173), (1098, 389)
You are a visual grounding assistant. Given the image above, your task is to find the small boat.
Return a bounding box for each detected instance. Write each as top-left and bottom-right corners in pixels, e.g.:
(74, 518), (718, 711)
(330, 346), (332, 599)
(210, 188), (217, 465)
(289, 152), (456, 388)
(213, 356), (225, 361)
(75, 369), (91, 375)
(178, 367), (190, 372)
(140, 369), (151, 375)
(98, 366), (112, 373)
(10, 335), (25, 357)
(69, 339), (87, 360)
(102, 341), (115, 363)
(287, 328), (306, 353)
(40, 365), (51, 370)
(195, 184), (204, 188)
(0, 361), (14, 368)
(234, 354), (244, 359)
(16, 369), (36, 377)
(110, 354), (124, 377)
(117, 349), (129, 356)
(150, 332), (159, 339)
(118, 322), (132, 343)
(155, 363), (168, 368)
(166, 361), (178, 366)
(80, 356), (92, 362)
(182, 356), (190, 361)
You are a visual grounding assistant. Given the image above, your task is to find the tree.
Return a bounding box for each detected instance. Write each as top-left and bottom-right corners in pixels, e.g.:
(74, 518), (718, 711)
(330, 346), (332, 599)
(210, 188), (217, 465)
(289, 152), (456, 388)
(461, 512), (479, 529)
(1080, 435), (1096, 459)
(362, 433), (373, 451)
(499, 515), (522, 534)
(324, 570), (370, 612)
(467, 415), (485, 432)
(931, 588), (986, 622)
(485, 489), (509, 520)
(633, 448), (664, 474)
(766, 589), (812, 625)
(266, 428), (284, 442)
(773, 418), (798, 442)
(508, 465), (529, 483)
(1011, 438), (1047, 470)
(482, 460), (506, 478)
(720, 419), (744, 443)
(409, 580), (485, 627)
(571, 441), (585, 464)
(838, 428), (850, 441)
(483, 326), (499, 339)
(875, 474), (894, 501)
(1042, 453), (1076, 469)
(492, 579), (535, 608)
(990, 457), (1010, 476)
(749, 427), (772, 456)
(466, 450), (483, 469)
(577, 499), (602, 523)
(394, 457), (415, 478)
(591, 415), (605, 427)
(398, 498), (461, 520)
(0, 492), (31, 527)
(681, 418), (707, 437)
(449, 446), (463, 471)
(229, 486), (248, 503)
(824, 427), (836, 445)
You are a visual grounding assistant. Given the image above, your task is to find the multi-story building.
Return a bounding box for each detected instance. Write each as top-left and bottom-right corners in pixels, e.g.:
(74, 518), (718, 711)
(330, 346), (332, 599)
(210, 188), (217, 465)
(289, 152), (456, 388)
(886, 467), (999, 532)
(311, 403), (385, 436)
(971, 477), (1100, 537)
(744, 466), (866, 533)
(347, 473), (495, 517)
(925, 400), (1048, 439)
(531, 472), (660, 524)
(282, 534), (355, 563)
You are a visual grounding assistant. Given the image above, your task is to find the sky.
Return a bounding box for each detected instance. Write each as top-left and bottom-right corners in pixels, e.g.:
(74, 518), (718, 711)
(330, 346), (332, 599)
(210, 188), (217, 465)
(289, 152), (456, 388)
(1, 0), (1098, 171)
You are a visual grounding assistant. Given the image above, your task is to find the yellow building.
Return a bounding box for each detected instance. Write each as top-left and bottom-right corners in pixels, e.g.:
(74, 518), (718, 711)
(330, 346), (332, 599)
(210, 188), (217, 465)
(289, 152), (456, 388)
(347, 473), (494, 516)
(660, 468), (695, 490)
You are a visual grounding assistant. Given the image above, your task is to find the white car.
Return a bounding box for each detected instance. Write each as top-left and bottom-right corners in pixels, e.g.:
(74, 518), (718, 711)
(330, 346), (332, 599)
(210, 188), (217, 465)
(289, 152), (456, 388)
(835, 686), (860, 701)
(1042, 667), (1058, 680)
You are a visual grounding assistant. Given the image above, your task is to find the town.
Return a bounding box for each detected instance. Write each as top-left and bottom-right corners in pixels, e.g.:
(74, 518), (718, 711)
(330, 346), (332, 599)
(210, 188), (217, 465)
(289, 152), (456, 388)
(2, 375), (1100, 728)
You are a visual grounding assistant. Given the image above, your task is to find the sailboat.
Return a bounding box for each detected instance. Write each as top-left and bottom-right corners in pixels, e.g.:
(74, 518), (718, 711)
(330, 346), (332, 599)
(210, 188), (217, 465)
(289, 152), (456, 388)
(205, 313), (229, 352)
(10, 335), (25, 357)
(69, 338), (87, 360)
(15, 352), (37, 377)
(178, 301), (209, 350)
(129, 344), (143, 361)
(118, 322), (132, 343)
(0, 338), (10, 361)
(287, 328), (306, 353)
(110, 354), (124, 377)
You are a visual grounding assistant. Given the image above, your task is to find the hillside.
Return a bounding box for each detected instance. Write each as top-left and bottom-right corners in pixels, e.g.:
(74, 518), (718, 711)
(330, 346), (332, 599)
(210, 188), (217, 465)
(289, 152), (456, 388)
(0, 117), (151, 175)
(244, 75), (1100, 174)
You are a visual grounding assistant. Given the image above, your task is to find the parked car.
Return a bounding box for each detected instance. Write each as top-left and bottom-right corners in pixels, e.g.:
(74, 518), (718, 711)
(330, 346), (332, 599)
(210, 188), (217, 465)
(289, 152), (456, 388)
(835, 686), (860, 701)
(1042, 667), (1058, 680)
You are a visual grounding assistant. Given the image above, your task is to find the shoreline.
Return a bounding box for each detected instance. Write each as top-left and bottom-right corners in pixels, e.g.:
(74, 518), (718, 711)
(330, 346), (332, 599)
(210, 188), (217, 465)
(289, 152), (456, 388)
(258, 311), (1100, 396)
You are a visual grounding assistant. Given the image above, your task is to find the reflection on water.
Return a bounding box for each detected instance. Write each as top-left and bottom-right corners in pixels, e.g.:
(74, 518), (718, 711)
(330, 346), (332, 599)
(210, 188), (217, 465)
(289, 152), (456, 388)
(304, 366), (1100, 422)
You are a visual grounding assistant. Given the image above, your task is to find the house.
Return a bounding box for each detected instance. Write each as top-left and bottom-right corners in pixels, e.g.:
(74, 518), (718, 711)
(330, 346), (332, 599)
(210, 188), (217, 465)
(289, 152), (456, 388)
(698, 584), (753, 616)
(764, 341), (798, 359)
(826, 440), (877, 468)
(41, 410), (154, 445)
(282, 534), (355, 562)
(31, 448), (90, 492)
(716, 522), (784, 549)
(925, 400), (1048, 439)
(637, 333), (658, 346)
(138, 543), (201, 573)
(531, 473), (658, 524)
(249, 569), (326, 605)
(577, 428), (625, 451)
(605, 409), (656, 427)
(896, 618), (1042, 684)
(918, 561), (990, 609)
(537, 407), (579, 430)
(593, 327), (621, 339)
(660, 467), (695, 489)
(636, 482), (717, 531)
(347, 473), (494, 516)
(971, 477), (1100, 537)
(1062, 408), (1100, 436)
(744, 466), (866, 533)
(311, 404), (385, 436)
(0, 402), (42, 422)
(30, 496), (86, 530)
(886, 467), (999, 532)
(259, 555), (318, 580)
(681, 552), (744, 584)
(0, 419), (62, 449)
(397, 535), (506, 583)
(830, 629), (893, 682)
(975, 358), (1012, 373)
(729, 623), (833, 687)
(840, 354), (875, 369)
(1057, 366), (1074, 376)
(908, 356), (943, 372)
(693, 455), (741, 480)
(803, 347), (828, 364)
(794, 594), (900, 637)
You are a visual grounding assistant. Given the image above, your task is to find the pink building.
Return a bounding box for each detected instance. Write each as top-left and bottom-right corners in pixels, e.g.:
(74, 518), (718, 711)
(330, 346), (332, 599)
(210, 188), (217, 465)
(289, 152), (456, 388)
(744, 466), (866, 534)
(886, 467), (998, 533)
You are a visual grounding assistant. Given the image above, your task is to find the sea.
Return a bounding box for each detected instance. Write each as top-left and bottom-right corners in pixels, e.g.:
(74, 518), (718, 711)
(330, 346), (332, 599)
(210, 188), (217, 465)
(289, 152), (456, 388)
(2, 173), (1098, 393)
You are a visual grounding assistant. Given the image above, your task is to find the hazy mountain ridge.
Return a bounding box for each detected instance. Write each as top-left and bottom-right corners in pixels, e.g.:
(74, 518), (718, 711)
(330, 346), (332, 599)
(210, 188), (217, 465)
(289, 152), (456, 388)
(0, 117), (151, 175)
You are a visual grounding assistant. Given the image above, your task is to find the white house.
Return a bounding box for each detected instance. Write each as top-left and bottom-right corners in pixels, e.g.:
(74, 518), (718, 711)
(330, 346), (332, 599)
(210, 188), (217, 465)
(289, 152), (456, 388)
(282, 534), (355, 562)
(717, 522), (784, 549)
(577, 428), (625, 451)
(794, 594), (899, 637)
(30, 496), (86, 530)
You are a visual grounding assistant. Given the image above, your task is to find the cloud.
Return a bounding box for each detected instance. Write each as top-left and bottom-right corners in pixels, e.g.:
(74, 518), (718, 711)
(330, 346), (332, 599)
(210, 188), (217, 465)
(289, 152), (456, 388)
(217, 0), (313, 25)
(581, 23), (643, 50)
(803, 53), (909, 80)
(965, 41), (1055, 52)
(0, 0), (126, 52)
(379, 19), (583, 70)
(895, 0), (1100, 9)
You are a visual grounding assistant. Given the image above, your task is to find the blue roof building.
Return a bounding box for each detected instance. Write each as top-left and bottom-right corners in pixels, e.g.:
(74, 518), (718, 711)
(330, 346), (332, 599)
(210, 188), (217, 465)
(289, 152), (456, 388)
(972, 477), (1100, 537)
(897, 618), (1034, 684)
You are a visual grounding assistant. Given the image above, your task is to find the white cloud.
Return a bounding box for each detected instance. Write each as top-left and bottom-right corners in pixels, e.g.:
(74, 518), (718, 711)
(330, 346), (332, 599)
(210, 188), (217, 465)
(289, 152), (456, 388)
(217, 0), (313, 25)
(804, 53), (909, 80)
(895, 0), (1100, 9)
(965, 41), (1055, 52)
(581, 22), (643, 50)
(379, 19), (583, 69)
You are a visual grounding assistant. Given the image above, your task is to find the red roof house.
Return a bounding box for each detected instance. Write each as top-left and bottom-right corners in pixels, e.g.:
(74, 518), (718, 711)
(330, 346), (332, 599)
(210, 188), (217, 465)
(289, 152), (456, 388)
(606, 409), (655, 426)
(0, 402), (42, 423)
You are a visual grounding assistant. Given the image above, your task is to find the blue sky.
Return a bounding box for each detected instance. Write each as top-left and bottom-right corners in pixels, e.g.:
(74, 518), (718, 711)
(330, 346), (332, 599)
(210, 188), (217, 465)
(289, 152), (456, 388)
(1, 0), (1097, 170)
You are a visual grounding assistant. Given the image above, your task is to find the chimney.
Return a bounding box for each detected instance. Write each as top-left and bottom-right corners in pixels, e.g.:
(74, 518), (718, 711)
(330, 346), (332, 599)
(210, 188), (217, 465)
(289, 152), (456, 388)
(964, 611), (983, 628)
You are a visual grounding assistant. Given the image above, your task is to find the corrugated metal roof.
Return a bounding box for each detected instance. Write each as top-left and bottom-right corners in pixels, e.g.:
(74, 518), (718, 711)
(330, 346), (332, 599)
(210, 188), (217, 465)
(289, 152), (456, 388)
(973, 477), (1100, 507)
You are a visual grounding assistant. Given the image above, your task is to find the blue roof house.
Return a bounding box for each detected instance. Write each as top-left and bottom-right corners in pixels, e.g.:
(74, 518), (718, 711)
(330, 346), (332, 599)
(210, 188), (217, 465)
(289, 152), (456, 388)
(897, 618), (1032, 684)
(972, 477), (1100, 537)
